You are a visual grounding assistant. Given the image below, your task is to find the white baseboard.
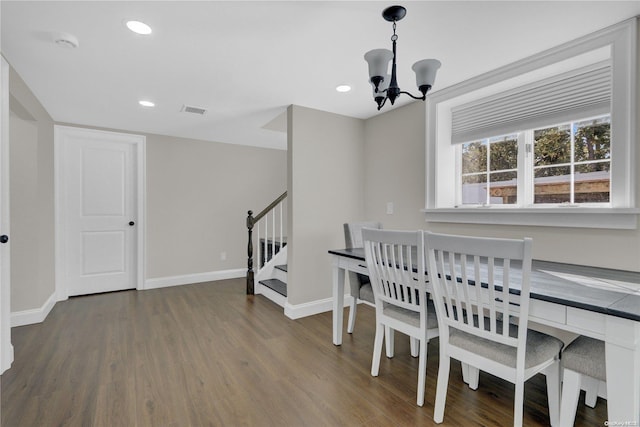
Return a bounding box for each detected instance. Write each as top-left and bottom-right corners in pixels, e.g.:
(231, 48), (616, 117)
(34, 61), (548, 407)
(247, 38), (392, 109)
(144, 268), (245, 290)
(11, 292), (57, 327)
(284, 295), (354, 320)
(1, 343), (13, 374)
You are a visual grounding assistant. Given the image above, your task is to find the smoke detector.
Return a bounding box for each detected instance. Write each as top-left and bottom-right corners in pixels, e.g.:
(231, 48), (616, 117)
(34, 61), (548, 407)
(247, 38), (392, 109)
(53, 32), (79, 49)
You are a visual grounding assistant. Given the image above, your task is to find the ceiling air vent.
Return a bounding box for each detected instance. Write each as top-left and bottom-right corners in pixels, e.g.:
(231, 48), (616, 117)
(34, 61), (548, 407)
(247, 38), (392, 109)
(180, 105), (207, 115)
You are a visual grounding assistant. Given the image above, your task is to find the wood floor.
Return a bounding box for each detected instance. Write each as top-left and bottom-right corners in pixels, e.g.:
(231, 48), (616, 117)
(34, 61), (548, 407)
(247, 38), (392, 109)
(2, 278), (607, 426)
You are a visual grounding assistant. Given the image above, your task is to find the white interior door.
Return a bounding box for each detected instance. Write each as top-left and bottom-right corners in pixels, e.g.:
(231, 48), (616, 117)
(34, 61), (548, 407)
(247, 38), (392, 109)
(1, 57), (14, 374)
(56, 126), (144, 297)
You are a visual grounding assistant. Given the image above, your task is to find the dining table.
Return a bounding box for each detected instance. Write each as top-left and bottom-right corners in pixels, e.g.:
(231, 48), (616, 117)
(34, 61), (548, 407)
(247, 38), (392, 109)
(329, 247), (640, 424)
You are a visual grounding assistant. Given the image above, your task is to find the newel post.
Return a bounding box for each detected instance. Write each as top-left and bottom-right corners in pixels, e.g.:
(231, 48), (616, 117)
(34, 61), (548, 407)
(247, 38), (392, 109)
(246, 210), (255, 295)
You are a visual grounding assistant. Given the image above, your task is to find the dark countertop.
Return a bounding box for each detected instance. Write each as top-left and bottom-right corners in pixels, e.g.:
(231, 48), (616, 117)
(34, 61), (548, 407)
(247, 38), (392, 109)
(329, 247), (640, 322)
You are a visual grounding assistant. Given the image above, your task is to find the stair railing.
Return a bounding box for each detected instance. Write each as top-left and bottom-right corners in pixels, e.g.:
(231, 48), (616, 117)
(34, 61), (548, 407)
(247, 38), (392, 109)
(246, 191), (287, 295)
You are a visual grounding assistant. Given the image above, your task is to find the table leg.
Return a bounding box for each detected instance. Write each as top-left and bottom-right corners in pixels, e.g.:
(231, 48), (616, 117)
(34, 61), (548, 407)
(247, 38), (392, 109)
(332, 261), (345, 346)
(605, 316), (640, 424)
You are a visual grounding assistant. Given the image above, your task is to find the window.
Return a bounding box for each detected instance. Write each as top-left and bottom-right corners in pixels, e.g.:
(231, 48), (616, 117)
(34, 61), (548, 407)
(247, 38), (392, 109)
(459, 115), (611, 207)
(533, 116), (610, 204)
(424, 18), (638, 229)
(461, 135), (518, 205)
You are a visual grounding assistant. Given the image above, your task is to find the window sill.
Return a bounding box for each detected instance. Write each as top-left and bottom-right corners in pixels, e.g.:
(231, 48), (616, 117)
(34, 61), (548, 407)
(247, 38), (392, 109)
(421, 207), (640, 229)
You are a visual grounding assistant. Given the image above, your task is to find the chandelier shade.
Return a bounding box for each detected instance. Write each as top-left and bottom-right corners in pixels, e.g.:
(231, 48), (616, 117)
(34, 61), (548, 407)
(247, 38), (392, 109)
(364, 49), (394, 90)
(364, 5), (441, 110)
(412, 59), (441, 94)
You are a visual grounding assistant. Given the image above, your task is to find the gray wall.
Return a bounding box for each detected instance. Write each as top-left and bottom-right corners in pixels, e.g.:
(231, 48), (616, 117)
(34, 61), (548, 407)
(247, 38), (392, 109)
(287, 105), (365, 305)
(8, 67), (55, 313)
(10, 113), (38, 311)
(364, 101), (427, 230)
(146, 133), (286, 278)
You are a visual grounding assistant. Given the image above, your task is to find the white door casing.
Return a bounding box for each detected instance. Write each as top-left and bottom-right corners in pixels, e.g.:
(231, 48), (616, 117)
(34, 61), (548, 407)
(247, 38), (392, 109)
(55, 126), (145, 298)
(0, 57), (14, 374)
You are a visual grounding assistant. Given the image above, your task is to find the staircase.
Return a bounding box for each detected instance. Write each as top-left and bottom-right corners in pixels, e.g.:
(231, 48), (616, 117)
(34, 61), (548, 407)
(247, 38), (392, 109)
(246, 192), (288, 308)
(258, 263), (288, 306)
(255, 240), (287, 307)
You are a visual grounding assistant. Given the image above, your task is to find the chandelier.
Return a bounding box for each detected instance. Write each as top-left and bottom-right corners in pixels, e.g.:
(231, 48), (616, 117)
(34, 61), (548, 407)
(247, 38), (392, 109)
(364, 5), (441, 110)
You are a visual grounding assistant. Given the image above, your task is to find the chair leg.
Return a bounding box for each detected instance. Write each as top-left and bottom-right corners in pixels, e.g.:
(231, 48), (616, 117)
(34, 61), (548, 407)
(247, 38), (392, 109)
(371, 323), (384, 377)
(514, 378), (525, 427)
(410, 337), (419, 357)
(416, 337), (427, 406)
(560, 369), (581, 427)
(582, 375), (599, 408)
(545, 361), (561, 427)
(433, 353), (450, 423)
(385, 326), (394, 358)
(466, 365), (479, 390)
(461, 362), (469, 383)
(347, 298), (357, 334)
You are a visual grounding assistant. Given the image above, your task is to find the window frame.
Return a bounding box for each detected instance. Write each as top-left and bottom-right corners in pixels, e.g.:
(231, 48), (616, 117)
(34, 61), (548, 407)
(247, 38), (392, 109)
(424, 18), (638, 229)
(457, 115), (613, 208)
(530, 115), (612, 206)
(459, 133), (521, 206)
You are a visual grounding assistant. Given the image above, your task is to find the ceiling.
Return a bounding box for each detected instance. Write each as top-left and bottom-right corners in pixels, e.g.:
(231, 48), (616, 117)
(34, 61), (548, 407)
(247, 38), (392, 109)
(2, 1), (639, 150)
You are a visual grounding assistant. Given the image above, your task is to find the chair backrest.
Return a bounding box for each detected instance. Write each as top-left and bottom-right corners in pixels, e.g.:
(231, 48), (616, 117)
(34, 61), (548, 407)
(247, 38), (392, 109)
(344, 221), (383, 249)
(345, 222), (383, 291)
(424, 232), (533, 359)
(362, 228), (426, 314)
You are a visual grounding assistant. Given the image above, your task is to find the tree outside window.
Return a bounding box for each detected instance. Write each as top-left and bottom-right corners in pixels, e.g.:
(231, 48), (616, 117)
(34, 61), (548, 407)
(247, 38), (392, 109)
(534, 116), (610, 204)
(462, 135), (518, 205)
(460, 115), (610, 206)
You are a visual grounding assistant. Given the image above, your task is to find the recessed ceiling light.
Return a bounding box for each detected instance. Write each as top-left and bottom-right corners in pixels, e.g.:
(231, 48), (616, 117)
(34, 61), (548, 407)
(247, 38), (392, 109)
(126, 20), (152, 35)
(336, 85), (352, 93)
(139, 100), (155, 107)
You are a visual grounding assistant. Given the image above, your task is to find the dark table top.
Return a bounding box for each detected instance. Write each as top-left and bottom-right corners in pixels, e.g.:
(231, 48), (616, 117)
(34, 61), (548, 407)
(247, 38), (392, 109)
(329, 247), (640, 322)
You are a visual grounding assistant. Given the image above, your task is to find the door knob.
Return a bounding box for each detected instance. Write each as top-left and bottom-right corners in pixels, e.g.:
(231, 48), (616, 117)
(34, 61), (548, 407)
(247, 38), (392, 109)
(128, 221), (135, 226)
(0, 235), (8, 244)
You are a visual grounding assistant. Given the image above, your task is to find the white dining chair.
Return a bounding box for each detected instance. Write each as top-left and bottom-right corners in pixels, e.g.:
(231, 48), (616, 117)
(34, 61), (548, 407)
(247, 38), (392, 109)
(345, 222), (419, 358)
(424, 231), (563, 427)
(344, 221), (382, 334)
(559, 335), (605, 427)
(362, 228), (439, 406)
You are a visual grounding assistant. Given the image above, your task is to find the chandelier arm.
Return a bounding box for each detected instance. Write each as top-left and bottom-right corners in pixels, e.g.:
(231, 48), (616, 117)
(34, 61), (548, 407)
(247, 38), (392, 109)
(399, 91), (427, 101)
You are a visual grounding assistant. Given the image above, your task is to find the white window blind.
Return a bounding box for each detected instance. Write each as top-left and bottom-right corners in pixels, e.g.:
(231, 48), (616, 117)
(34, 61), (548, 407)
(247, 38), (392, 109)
(451, 62), (611, 144)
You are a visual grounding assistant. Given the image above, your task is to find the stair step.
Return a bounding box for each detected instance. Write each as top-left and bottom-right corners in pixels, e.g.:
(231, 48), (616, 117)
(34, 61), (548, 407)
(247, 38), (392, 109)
(275, 264), (287, 273)
(259, 239), (287, 267)
(259, 279), (287, 297)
